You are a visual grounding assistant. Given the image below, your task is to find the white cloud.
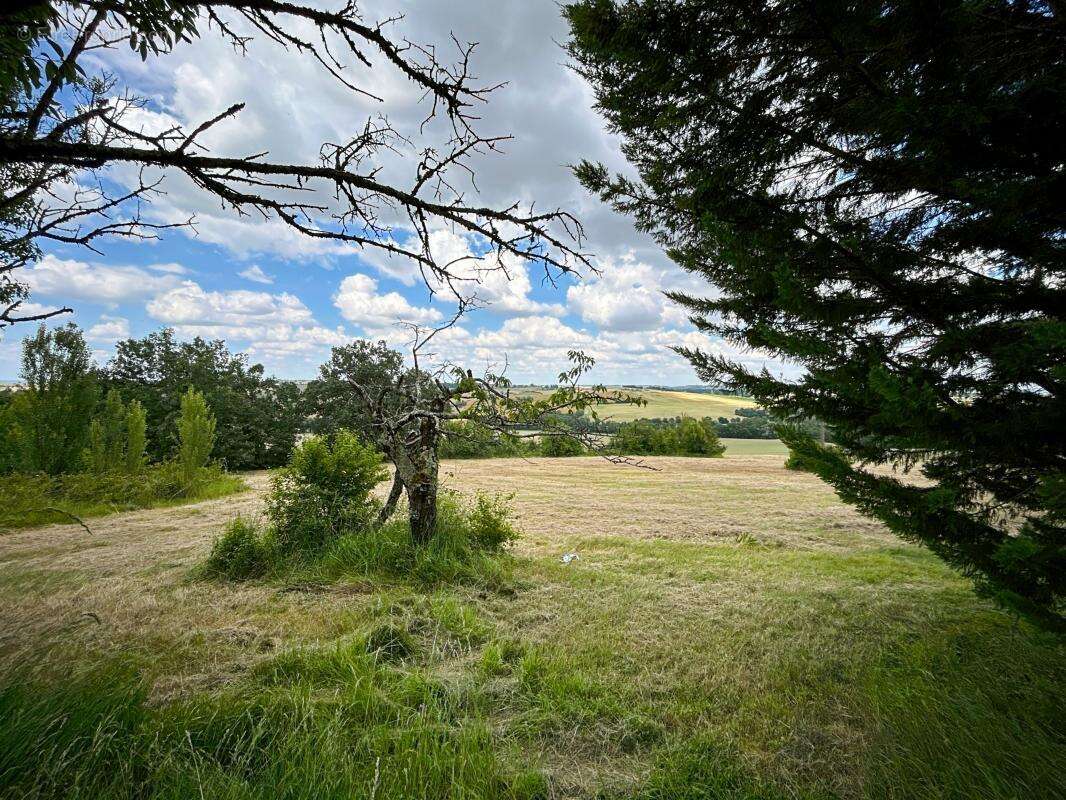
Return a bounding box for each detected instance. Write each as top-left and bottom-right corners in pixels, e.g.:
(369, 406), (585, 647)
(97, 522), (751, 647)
(567, 255), (696, 332)
(239, 265), (274, 285)
(87, 316), (130, 344)
(148, 282), (314, 327)
(333, 273), (443, 335)
(146, 281), (349, 366)
(23, 255), (182, 307)
(147, 262), (189, 275)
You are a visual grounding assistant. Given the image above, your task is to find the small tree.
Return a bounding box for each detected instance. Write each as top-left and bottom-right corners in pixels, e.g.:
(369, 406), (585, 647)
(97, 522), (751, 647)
(677, 418), (725, 457)
(539, 433), (586, 457)
(319, 327), (640, 546)
(13, 324), (98, 474)
(124, 400), (147, 474)
(83, 389), (126, 473)
(267, 431), (387, 555)
(177, 387), (216, 488)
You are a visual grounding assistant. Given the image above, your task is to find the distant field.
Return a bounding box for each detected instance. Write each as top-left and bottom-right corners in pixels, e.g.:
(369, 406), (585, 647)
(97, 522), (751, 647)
(516, 387), (758, 421)
(720, 437), (788, 456)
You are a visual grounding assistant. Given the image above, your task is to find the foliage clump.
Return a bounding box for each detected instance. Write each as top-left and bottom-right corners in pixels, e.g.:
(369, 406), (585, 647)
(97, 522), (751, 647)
(176, 387), (217, 490)
(266, 431), (386, 556)
(205, 517), (274, 580)
(323, 491), (518, 589)
(609, 417), (725, 457)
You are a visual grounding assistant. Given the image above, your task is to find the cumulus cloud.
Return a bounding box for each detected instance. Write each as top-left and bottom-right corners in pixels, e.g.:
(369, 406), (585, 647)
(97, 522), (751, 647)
(566, 254), (703, 332)
(87, 316), (131, 344)
(239, 265), (274, 285)
(333, 273), (443, 335)
(146, 281), (349, 366)
(23, 255), (183, 307)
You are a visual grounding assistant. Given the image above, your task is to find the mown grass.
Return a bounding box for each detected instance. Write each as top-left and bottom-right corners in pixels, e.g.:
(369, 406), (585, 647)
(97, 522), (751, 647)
(0, 459), (1062, 799)
(514, 386), (758, 421)
(0, 465), (248, 531)
(720, 437), (789, 456)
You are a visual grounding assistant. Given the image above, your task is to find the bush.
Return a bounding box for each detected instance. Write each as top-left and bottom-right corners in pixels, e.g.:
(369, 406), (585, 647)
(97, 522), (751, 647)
(609, 417), (725, 457)
(537, 433), (586, 457)
(267, 430), (387, 556)
(323, 490), (517, 588)
(205, 517), (274, 579)
(439, 420), (527, 459)
(784, 446), (820, 472)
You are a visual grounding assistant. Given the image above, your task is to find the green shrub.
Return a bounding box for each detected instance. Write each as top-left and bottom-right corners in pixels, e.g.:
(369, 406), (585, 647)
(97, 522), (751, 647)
(205, 517), (274, 579)
(784, 446), (820, 472)
(267, 430), (387, 556)
(537, 433), (586, 457)
(609, 417), (725, 457)
(323, 490), (517, 588)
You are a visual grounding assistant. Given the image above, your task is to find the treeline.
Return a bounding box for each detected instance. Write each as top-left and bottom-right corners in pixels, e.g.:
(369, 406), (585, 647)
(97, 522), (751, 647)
(0, 325), (250, 527)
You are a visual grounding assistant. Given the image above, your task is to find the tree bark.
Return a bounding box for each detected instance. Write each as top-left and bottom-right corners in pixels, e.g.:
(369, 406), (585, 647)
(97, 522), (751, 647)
(407, 477), (438, 546)
(376, 472), (405, 525)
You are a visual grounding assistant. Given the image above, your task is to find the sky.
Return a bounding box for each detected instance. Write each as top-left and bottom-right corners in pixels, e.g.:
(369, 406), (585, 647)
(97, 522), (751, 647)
(2, 1), (791, 385)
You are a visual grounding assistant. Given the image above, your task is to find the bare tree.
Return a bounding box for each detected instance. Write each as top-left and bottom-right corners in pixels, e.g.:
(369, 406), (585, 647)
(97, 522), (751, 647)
(321, 311), (643, 545)
(0, 2), (591, 327)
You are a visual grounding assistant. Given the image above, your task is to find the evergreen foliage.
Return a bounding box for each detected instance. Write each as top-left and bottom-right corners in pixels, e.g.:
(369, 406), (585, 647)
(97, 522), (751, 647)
(566, 0), (1066, 629)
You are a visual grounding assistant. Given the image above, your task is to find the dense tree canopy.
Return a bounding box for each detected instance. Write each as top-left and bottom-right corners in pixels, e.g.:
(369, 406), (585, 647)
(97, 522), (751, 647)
(567, 0), (1066, 628)
(106, 328), (303, 469)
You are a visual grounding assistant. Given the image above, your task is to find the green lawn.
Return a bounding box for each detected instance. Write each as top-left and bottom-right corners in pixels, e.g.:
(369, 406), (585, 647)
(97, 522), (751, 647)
(721, 437), (789, 456)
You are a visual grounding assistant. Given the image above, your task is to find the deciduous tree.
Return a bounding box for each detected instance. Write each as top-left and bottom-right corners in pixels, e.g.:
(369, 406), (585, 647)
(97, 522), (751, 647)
(1, 1), (589, 326)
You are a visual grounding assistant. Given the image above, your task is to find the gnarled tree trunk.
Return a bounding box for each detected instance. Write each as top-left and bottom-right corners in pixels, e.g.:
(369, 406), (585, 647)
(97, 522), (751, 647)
(376, 472), (405, 525)
(389, 415), (441, 545)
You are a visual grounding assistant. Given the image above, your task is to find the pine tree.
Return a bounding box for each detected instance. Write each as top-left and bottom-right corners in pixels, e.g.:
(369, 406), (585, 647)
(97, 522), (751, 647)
(177, 387), (216, 489)
(566, 0), (1065, 629)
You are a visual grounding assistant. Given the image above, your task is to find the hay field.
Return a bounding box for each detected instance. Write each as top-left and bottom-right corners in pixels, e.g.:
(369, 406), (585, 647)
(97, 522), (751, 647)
(0, 456), (1061, 799)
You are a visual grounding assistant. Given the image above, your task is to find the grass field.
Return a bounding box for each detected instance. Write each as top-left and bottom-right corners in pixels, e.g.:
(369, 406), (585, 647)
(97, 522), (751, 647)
(720, 437), (789, 456)
(0, 456), (1062, 799)
(516, 386), (758, 421)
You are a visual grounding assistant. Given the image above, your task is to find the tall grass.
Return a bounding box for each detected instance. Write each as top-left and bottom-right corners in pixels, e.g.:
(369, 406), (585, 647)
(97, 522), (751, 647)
(0, 464), (247, 531)
(205, 490), (517, 590)
(0, 656), (546, 800)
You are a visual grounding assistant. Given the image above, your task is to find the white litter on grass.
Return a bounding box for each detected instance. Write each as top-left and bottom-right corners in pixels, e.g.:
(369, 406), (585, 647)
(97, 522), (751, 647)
(561, 552), (579, 564)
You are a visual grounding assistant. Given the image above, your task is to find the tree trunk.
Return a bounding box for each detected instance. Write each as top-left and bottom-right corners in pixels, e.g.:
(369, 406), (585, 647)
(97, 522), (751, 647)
(376, 472), (405, 525)
(389, 417), (441, 546)
(407, 477), (438, 546)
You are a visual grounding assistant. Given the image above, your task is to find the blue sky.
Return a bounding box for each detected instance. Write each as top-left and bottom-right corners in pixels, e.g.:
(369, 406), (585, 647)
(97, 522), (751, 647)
(2, 1), (790, 385)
